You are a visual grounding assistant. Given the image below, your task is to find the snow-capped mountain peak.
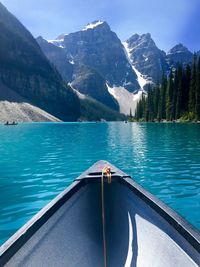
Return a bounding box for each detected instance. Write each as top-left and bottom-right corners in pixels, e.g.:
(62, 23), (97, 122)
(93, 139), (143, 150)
(82, 20), (104, 31)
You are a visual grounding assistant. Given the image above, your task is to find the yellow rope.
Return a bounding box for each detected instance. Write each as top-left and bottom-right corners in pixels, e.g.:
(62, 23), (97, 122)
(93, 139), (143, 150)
(101, 166), (112, 267)
(102, 166), (112, 184)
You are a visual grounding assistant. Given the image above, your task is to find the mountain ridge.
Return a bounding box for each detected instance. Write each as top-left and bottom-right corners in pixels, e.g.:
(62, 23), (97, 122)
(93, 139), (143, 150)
(41, 21), (196, 85)
(37, 20), (142, 115)
(0, 2), (81, 121)
(37, 20), (198, 115)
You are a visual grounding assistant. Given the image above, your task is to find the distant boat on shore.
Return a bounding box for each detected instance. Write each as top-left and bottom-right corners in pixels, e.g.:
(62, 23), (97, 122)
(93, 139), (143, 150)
(4, 121), (18, 126)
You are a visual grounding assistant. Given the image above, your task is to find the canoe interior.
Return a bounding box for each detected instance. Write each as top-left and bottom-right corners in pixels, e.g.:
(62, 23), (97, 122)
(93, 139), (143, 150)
(3, 180), (199, 267)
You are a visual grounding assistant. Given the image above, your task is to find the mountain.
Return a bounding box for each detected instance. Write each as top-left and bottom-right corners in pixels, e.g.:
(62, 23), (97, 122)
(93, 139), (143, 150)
(0, 2), (80, 121)
(45, 21), (139, 92)
(37, 20), (198, 116)
(123, 34), (196, 84)
(166, 44), (193, 68)
(37, 36), (119, 110)
(37, 21), (143, 115)
(124, 33), (169, 83)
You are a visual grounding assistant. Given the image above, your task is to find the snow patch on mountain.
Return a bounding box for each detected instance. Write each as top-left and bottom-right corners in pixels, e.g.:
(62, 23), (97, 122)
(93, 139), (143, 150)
(167, 51), (183, 55)
(69, 59), (75, 65)
(82, 20), (104, 31)
(131, 65), (149, 91)
(107, 84), (143, 115)
(69, 83), (86, 100)
(48, 38), (65, 48)
(122, 41), (149, 90)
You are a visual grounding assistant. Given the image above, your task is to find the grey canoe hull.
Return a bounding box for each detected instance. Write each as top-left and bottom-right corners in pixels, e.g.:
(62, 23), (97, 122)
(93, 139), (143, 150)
(0, 161), (200, 266)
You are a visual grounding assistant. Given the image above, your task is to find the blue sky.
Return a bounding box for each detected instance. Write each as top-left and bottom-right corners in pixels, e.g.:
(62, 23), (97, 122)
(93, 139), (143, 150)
(1, 0), (200, 52)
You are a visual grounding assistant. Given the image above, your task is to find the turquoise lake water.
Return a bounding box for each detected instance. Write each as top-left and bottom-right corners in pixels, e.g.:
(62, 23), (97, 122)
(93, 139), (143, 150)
(0, 122), (200, 245)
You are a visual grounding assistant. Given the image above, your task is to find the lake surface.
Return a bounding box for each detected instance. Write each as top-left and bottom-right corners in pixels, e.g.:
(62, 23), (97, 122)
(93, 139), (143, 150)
(0, 122), (200, 245)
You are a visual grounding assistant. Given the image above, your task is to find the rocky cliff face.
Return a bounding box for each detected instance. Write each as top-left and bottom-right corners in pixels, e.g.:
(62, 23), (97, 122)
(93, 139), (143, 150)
(125, 33), (169, 83)
(65, 21), (139, 92)
(46, 21), (139, 92)
(36, 36), (73, 83)
(37, 36), (119, 111)
(125, 35), (196, 84)
(0, 3), (80, 121)
(166, 44), (193, 68)
(37, 20), (198, 115)
(71, 65), (119, 111)
(37, 21), (142, 112)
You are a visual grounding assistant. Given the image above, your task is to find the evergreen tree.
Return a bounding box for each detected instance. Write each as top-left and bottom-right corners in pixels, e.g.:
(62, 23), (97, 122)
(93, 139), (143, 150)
(135, 99), (142, 120)
(157, 86), (162, 121)
(189, 55), (197, 119)
(142, 94), (147, 120)
(153, 85), (160, 120)
(171, 69), (178, 120)
(135, 53), (199, 122)
(195, 57), (200, 121)
(181, 65), (191, 114)
(144, 85), (151, 121)
(135, 94), (146, 121)
(175, 65), (183, 119)
(159, 74), (167, 120)
(166, 70), (174, 121)
(129, 108), (133, 119)
(146, 87), (154, 121)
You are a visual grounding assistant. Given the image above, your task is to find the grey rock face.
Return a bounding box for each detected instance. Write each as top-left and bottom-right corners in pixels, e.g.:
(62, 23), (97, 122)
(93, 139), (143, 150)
(62, 22), (139, 92)
(126, 33), (169, 83)
(166, 44), (193, 68)
(37, 21), (141, 111)
(71, 65), (119, 111)
(37, 36), (73, 83)
(40, 21), (139, 92)
(125, 35), (195, 83)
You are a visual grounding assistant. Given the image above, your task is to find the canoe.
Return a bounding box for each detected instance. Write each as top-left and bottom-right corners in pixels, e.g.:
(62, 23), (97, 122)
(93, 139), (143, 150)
(4, 122), (18, 126)
(0, 160), (199, 267)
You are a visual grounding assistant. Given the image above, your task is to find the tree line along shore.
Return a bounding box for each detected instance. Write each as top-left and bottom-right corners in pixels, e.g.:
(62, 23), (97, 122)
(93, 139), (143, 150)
(132, 54), (200, 123)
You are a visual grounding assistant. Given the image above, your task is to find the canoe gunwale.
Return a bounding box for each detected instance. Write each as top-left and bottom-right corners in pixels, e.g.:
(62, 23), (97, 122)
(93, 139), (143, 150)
(0, 180), (84, 266)
(120, 177), (200, 255)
